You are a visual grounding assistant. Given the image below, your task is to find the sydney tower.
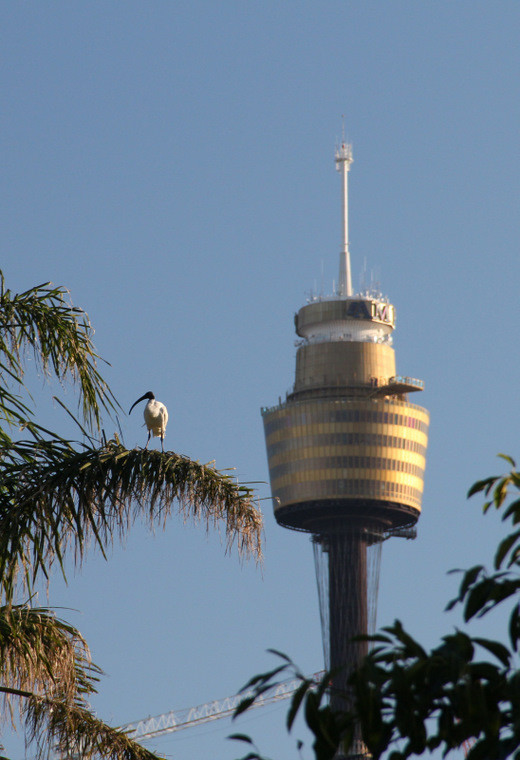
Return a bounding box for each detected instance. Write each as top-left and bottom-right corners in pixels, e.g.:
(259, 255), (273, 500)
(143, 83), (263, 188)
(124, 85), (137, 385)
(262, 138), (429, 758)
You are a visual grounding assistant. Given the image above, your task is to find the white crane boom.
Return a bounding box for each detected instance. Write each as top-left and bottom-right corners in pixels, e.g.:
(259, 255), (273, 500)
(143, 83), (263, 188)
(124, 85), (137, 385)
(122, 672), (324, 741)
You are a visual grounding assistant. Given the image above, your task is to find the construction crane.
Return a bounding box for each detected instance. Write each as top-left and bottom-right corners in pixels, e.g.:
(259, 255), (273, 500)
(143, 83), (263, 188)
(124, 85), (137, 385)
(122, 672), (324, 741)
(123, 683), (477, 758)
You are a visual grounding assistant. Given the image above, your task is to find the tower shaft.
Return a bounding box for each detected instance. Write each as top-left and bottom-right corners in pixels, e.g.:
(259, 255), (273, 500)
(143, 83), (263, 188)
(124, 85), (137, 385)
(328, 532), (369, 695)
(328, 531), (370, 758)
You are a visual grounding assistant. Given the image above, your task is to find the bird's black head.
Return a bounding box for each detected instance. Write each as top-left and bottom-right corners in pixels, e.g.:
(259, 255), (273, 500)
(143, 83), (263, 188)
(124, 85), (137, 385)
(129, 391), (155, 415)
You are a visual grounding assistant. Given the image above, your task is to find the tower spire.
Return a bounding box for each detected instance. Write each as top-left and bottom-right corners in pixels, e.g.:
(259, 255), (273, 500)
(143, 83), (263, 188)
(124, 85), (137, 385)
(335, 131), (353, 297)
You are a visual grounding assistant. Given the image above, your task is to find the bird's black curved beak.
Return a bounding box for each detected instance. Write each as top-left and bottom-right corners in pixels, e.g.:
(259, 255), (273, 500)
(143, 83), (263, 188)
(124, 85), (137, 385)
(129, 393), (148, 415)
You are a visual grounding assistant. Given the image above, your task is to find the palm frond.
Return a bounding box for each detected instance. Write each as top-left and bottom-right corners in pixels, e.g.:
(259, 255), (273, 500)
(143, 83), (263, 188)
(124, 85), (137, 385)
(0, 438), (263, 599)
(25, 694), (165, 760)
(0, 272), (117, 432)
(0, 604), (99, 722)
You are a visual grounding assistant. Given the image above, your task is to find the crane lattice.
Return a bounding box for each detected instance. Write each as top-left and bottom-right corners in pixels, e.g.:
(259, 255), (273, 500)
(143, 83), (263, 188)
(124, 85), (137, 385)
(123, 672), (324, 740)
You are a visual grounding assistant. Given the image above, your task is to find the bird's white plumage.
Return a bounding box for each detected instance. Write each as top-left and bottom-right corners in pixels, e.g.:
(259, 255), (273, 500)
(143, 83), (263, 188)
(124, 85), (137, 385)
(143, 398), (168, 439)
(129, 391), (169, 450)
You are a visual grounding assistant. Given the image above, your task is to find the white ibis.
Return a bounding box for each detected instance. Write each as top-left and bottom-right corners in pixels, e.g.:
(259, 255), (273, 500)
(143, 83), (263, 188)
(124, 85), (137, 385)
(129, 391), (168, 451)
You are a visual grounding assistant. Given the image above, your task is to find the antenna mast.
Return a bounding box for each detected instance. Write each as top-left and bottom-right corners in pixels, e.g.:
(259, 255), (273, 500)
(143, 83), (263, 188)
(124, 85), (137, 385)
(335, 133), (353, 297)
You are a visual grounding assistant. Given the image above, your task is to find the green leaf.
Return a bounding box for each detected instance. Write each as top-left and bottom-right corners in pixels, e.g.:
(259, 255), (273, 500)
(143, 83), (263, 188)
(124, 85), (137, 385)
(497, 453), (516, 467)
(388, 620), (427, 658)
(491, 478), (509, 509)
(228, 734), (254, 744)
(467, 477), (498, 498)
(266, 648), (292, 661)
(233, 695), (257, 718)
(286, 680), (312, 731)
(509, 605), (520, 651)
(502, 498), (520, 524)
(446, 565), (485, 611)
(472, 637), (511, 667)
(464, 580), (493, 622)
(494, 530), (520, 570)
(239, 664), (288, 692)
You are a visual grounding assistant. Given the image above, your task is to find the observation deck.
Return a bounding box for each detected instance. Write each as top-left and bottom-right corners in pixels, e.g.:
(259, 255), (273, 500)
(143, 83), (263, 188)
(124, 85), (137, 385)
(262, 288), (429, 533)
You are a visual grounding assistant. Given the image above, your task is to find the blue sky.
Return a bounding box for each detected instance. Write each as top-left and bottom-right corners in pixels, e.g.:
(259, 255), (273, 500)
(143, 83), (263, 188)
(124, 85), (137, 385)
(1, 2), (519, 759)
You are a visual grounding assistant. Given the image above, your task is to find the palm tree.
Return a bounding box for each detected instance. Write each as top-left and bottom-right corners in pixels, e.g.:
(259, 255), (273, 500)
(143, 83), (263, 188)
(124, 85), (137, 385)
(0, 273), (263, 760)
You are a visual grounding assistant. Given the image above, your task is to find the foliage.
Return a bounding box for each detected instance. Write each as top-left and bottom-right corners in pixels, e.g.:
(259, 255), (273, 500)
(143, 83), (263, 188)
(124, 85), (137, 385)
(0, 439), (261, 599)
(232, 455), (520, 760)
(0, 272), (263, 760)
(0, 275), (116, 438)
